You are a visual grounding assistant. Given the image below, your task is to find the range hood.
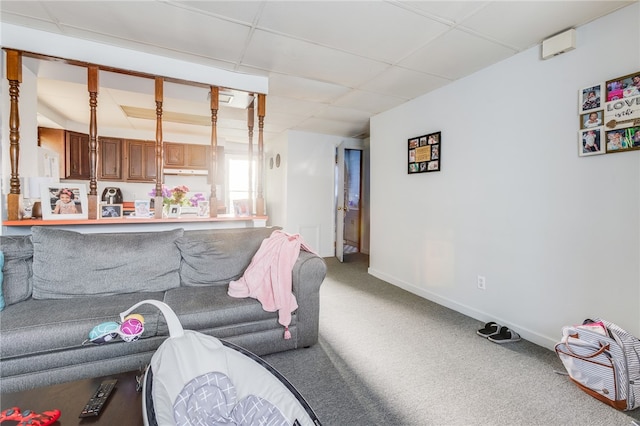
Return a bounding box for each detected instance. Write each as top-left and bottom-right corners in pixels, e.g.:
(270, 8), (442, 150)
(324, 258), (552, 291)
(164, 168), (208, 176)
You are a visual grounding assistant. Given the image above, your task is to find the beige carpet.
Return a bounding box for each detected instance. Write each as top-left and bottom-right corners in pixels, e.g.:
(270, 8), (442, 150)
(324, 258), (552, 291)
(265, 253), (639, 425)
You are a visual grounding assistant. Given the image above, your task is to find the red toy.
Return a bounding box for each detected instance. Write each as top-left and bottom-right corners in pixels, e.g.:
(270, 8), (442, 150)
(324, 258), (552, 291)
(0, 407), (61, 425)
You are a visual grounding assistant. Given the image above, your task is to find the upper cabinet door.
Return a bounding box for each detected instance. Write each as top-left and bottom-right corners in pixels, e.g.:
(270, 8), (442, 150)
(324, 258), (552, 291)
(164, 142), (209, 170)
(65, 131), (90, 179)
(186, 144), (209, 169)
(125, 140), (156, 182)
(164, 142), (185, 168)
(98, 137), (123, 181)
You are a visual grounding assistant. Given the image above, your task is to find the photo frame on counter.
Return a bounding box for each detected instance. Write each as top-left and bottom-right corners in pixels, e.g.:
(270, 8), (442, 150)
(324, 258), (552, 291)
(99, 203), (123, 219)
(408, 131), (441, 174)
(578, 127), (605, 156)
(40, 184), (88, 220)
(197, 200), (210, 217)
(233, 199), (251, 216)
(167, 204), (180, 218)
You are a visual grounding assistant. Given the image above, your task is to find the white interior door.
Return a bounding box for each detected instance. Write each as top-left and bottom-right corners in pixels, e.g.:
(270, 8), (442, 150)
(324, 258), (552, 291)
(335, 142), (346, 262)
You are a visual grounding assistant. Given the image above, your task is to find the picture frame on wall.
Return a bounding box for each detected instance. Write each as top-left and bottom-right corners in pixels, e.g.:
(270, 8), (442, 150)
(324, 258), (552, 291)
(408, 131), (441, 174)
(605, 126), (640, 153)
(578, 127), (605, 156)
(605, 72), (640, 102)
(604, 72), (640, 131)
(579, 83), (603, 113)
(99, 203), (123, 219)
(40, 184), (88, 220)
(580, 110), (603, 129)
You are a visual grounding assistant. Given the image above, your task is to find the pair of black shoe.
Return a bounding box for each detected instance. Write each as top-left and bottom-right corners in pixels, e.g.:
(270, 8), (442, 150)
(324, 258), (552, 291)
(476, 321), (521, 343)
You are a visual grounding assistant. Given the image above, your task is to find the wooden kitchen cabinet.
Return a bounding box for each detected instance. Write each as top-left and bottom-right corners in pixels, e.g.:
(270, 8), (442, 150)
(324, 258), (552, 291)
(38, 127), (66, 177)
(186, 144), (208, 169)
(164, 142), (209, 170)
(98, 137), (123, 180)
(66, 131), (90, 180)
(125, 140), (157, 182)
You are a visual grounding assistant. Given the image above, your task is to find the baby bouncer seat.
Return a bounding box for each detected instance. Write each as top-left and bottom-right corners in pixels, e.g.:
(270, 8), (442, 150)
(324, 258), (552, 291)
(119, 300), (321, 426)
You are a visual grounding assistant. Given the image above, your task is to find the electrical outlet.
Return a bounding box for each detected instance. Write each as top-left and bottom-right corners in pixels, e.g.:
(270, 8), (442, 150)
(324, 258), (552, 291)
(477, 275), (486, 290)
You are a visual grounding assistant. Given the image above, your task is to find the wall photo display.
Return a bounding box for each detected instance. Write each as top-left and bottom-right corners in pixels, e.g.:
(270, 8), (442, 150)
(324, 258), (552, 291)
(579, 71), (640, 155)
(603, 71), (640, 152)
(408, 131), (441, 174)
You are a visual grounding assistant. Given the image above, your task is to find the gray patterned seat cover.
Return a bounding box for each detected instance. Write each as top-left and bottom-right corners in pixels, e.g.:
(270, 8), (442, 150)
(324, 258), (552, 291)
(173, 371), (288, 426)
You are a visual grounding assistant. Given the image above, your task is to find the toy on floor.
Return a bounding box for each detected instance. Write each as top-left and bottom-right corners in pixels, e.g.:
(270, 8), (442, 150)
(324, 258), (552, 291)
(0, 407), (61, 426)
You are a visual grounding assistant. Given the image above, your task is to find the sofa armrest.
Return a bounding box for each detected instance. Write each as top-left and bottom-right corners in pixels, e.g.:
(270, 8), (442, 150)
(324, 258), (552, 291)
(291, 251), (327, 348)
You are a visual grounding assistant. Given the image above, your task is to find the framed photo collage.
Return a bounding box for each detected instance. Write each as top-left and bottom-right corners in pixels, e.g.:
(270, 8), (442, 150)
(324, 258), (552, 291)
(408, 131), (441, 174)
(578, 71), (640, 157)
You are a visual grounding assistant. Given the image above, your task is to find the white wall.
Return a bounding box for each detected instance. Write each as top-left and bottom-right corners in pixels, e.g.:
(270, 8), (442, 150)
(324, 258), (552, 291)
(369, 3), (640, 350)
(265, 132), (288, 227)
(266, 130), (363, 257)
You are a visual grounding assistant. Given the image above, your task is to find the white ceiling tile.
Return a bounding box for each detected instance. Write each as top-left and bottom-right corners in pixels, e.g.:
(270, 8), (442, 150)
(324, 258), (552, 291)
(49, 2), (252, 64)
(398, 28), (516, 80)
(294, 117), (369, 138)
(4, 0), (634, 141)
(397, 1), (491, 24)
(266, 95), (327, 117)
(333, 90), (407, 115)
(258, 1), (451, 63)
(242, 29), (390, 87)
(460, 1), (633, 50)
(268, 73), (351, 103)
(178, 1), (264, 25)
(359, 67), (451, 99)
(316, 106), (373, 123)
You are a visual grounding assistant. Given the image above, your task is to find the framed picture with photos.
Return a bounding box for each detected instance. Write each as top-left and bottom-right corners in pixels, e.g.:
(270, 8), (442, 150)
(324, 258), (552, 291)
(408, 131), (441, 174)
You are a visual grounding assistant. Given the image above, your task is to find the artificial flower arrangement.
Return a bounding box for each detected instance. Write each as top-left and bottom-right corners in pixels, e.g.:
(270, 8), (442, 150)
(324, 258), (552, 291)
(149, 185), (205, 207)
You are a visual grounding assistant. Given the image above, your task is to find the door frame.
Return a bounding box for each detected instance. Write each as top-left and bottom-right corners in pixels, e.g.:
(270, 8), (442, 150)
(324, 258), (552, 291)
(335, 139), (365, 262)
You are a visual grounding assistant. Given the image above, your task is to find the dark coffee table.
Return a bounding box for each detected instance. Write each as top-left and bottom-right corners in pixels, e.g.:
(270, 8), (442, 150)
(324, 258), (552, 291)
(1, 371), (143, 425)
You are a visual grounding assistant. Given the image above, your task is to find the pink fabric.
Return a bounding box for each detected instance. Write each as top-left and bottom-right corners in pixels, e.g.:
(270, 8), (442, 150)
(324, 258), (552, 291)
(228, 230), (316, 339)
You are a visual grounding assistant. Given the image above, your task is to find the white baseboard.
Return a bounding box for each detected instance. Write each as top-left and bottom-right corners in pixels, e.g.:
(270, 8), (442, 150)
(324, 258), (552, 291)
(367, 267), (558, 351)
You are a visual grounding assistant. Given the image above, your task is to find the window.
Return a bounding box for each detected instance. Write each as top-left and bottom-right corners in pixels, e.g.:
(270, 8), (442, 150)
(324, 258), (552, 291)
(226, 155), (256, 212)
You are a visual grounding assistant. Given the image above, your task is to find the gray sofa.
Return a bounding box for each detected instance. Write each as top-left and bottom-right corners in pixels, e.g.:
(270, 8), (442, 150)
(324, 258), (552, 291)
(0, 226), (326, 393)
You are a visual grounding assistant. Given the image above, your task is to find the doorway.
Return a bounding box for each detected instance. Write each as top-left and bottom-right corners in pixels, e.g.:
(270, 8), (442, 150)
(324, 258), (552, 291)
(343, 149), (362, 254)
(336, 143), (363, 262)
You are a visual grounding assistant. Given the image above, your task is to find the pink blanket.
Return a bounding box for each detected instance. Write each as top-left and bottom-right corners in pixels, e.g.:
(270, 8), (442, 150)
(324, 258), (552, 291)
(228, 230), (316, 339)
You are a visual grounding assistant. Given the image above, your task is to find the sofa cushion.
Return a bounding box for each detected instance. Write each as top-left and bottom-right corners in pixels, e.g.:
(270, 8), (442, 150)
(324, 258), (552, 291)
(162, 286), (277, 331)
(31, 227), (184, 299)
(0, 291), (165, 359)
(0, 235), (33, 306)
(177, 227), (278, 286)
(0, 251), (4, 311)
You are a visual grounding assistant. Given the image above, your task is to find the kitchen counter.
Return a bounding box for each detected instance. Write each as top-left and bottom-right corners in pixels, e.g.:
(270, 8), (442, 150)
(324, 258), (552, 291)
(1, 215), (268, 235)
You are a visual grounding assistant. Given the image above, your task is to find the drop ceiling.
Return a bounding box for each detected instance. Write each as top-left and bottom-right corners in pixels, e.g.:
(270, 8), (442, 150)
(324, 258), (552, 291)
(0, 1), (635, 144)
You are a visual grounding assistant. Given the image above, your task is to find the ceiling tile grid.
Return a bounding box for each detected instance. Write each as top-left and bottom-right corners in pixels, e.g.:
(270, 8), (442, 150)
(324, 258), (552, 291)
(1, 1), (635, 142)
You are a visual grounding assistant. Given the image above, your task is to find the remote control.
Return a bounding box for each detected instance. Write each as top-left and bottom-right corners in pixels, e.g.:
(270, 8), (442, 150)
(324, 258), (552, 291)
(79, 378), (117, 418)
